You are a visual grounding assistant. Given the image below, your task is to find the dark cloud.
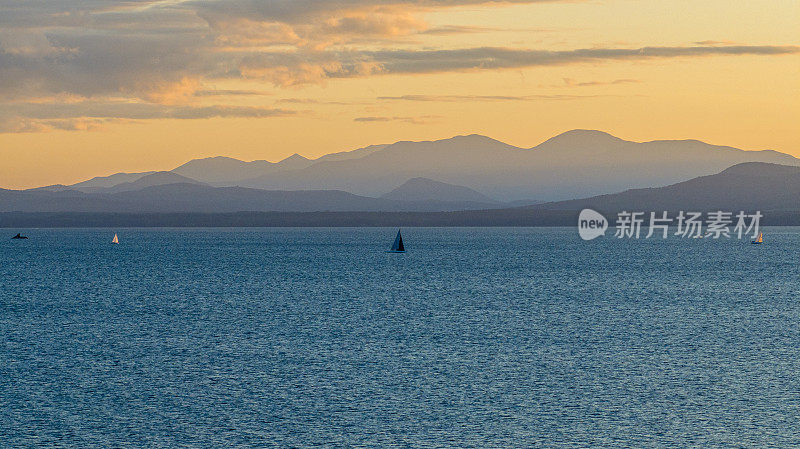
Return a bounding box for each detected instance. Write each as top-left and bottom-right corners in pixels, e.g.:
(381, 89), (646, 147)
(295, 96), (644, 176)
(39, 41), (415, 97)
(0, 27), (212, 101)
(232, 44), (799, 86)
(364, 45), (800, 74)
(189, 0), (558, 23)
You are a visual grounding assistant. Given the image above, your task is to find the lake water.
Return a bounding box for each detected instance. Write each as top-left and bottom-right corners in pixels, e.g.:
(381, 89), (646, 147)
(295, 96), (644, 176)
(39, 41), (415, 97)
(2, 227), (800, 447)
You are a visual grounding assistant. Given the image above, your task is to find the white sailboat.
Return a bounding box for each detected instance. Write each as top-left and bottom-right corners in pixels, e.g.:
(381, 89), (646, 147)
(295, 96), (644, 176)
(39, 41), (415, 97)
(112, 233), (119, 244)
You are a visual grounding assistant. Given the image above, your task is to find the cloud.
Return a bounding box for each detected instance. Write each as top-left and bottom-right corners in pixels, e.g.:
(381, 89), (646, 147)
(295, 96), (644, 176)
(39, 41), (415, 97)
(1, 0), (798, 129)
(377, 94), (604, 102)
(194, 89), (272, 97)
(362, 45), (800, 75)
(277, 98), (357, 105)
(0, 101), (296, 133)
(0, 117), (125, 133)
(194, 0), (552, 50)
(419, 25), (555, 35)
(562, 78), (639, 87)
(419, 25), (496, 35)
(229, 44), (800, 87)
(354, 115), (439, 124)
(189, 0), (560, 24)
(0, 27), (212, 102)
(694, 40), (737, 46)
(227, 45), (800, 87)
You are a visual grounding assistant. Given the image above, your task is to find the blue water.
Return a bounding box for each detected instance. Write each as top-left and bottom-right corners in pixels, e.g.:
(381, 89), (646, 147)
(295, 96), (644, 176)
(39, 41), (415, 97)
(2, 228), (800, 447)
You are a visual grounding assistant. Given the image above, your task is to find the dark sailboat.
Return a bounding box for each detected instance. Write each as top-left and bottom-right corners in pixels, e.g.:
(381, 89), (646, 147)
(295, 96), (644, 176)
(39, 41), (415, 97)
(11, 233), (28, 239)
(386, 229), (405, 253)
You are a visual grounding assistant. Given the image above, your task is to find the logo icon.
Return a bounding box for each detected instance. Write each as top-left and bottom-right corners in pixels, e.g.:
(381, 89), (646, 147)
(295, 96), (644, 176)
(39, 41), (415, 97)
(578, 209), (608, 240)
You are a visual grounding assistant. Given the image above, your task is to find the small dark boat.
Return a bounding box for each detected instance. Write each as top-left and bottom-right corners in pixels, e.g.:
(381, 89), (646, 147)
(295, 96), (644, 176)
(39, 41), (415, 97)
(386, 229), (405, 253)
(11, 233), (28, 239)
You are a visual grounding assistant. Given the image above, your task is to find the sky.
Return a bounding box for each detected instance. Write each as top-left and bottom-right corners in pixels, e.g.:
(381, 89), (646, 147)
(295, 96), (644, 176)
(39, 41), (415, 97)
(1, 0), (798, 189)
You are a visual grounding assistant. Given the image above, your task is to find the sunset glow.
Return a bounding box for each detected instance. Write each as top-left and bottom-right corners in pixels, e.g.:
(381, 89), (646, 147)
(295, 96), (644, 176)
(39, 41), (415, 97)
(1, 0), (798, 189)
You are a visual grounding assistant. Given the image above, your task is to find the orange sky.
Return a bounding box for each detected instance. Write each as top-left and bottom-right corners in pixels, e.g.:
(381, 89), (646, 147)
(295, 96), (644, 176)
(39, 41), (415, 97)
(1, 0), (798, 189)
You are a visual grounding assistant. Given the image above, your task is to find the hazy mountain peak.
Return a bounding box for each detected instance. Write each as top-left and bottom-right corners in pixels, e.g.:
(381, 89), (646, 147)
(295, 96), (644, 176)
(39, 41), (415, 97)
(24, 184), (72, 192)
(378, 134), (517, 156)
(381, 177), (498, 204)
(276, 153), (313, 170)
(138, 171), (200, 183)
(386, 134), (505, 148)
(70, 171), (155, 190)
(173, 156), (275, 184)
(175, 156), (250, 171)
(316, 144), (389, 163)
(281, 153), (308, 162)
(100, 171), (205, 193)
(719, 162), (800, 177)
(536, 129), (624, 149)
(448, 134), (505, 144)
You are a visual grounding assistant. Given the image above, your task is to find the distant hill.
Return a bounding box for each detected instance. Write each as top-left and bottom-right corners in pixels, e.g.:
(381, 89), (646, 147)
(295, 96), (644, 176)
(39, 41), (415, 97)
(0, 183), (507, 213)
(381, 177), (498, 204)
(172, 156), (290, 184)
(33, 171), (156, 193)
(276, 153), (312, 171)
(315, 144), (388, 163)
(170, 145), (387, 185)
(171, 153), (314, 184)
(533, 162), (800, 212)
(98, 171), (205, 193)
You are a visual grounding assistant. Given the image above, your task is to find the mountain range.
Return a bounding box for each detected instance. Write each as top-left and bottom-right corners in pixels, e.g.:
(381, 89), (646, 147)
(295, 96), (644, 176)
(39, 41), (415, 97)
(207, 130), (799, 201)
(0, 178), (501, 213)
(29, 130), (799, 203)
(6, 130), (798, 215)
(5, 162), (800, 225)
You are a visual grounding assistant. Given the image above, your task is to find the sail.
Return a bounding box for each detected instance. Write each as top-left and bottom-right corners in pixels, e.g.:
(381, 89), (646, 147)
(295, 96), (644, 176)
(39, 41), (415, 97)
(391, 229), (404, 252)
(112, 233), (119, 244)
(757, 232), (763, 243)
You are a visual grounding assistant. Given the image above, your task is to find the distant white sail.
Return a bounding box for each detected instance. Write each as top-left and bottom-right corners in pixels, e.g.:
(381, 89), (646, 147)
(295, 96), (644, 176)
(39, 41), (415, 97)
(112, 233), (119, 244)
